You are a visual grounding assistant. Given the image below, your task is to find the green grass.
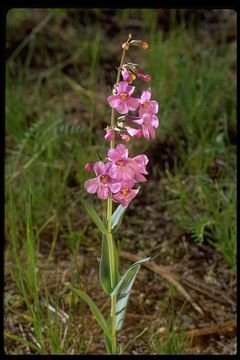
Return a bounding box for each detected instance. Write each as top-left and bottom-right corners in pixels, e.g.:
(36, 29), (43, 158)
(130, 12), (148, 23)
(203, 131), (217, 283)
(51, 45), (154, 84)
(5, 9), (236, 354)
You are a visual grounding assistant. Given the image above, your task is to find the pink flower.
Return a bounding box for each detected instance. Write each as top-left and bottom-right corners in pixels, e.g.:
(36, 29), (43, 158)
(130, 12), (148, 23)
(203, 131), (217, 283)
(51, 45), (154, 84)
(107, 81), (139, 114)
(128, 112), (159, 140)
(139, 88), (158, 116)
(107, 144), (148, 181)
(105, 128), (115, 141)
(136, 69), (152, 82)
(112, 180), (139, 207)
(84, 161), (121, 200)
(133, 154), (149, 182)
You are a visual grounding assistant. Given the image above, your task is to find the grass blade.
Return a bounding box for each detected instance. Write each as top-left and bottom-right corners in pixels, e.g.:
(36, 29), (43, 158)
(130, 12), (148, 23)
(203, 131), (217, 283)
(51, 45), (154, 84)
(68, 285), (112, 339)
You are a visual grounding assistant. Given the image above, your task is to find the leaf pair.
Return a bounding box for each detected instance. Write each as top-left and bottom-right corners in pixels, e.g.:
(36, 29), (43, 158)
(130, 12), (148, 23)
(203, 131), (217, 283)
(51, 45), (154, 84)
(69, 256), (152, 341)
(80, 197), (126, 236)
(112, 256), (152, 331)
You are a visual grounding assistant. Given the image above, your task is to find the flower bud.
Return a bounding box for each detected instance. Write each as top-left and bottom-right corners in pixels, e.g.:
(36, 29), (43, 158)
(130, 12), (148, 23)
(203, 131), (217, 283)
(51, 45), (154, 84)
(135, 130), (143, 138)
(130, 40), (149, 49)
(104, 127), (115, 141)
(140, 41), (149, 49)
(84, 163), (93, 172)
(122, 42), (130, 51)
(120, 133), (131, 142)
(136, 69), (152, 82)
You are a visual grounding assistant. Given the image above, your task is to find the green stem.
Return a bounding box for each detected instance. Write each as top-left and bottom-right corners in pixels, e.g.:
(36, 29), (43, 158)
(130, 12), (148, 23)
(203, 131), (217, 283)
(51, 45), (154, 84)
(106, 34), (132, 354)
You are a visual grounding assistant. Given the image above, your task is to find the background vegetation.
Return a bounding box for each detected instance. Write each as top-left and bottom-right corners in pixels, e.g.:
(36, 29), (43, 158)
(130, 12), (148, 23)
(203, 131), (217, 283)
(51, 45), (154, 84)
(5, 9), (236, 354)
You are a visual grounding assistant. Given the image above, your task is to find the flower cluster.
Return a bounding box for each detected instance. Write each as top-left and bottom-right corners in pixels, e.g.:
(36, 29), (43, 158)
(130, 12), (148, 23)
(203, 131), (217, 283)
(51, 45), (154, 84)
(107, 77), (159, 141)
(84, 144), (148, 207)
(84, 40), (159, 207)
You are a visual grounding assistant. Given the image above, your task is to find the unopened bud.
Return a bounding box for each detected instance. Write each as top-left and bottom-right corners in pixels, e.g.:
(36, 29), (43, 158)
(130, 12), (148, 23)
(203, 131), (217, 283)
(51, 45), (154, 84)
(84, 163), (93, 172)
(135, 130), (143, 138)
(140, 41), (149, 49)
(104, 128), (115, 141)
(136, 69), (152, 82)
(130, 40), (149, 49)
(120, 133), (131, 142)
(122, 42), (130, 51)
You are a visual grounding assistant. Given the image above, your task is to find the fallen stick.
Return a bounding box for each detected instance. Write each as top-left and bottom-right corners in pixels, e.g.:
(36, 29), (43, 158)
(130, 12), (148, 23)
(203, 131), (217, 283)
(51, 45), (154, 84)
(120, 251), (204, 316)
(185, 319), (236, 339)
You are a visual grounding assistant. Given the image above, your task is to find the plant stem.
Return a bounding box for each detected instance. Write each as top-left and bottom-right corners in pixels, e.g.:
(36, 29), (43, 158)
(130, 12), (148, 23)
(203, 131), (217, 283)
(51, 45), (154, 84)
(106, 34), (132, 354)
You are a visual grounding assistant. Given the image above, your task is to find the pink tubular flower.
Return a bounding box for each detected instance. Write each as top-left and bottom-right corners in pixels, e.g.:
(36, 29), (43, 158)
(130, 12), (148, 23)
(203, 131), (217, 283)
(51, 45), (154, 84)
(84, 161), (121, 200)
(135, 69), (152, 82)
(105, 127), (115, 141)
(132, 112), (159, 140)
(139, 88), (159, 116)
(107, 81), (139, 114)
(107, 144), (148, 181)
(112, 180), (139, 208)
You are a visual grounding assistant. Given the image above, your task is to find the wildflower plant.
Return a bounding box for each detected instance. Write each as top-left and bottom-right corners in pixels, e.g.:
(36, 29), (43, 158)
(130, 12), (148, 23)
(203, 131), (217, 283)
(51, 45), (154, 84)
(69, 34), (159, 354)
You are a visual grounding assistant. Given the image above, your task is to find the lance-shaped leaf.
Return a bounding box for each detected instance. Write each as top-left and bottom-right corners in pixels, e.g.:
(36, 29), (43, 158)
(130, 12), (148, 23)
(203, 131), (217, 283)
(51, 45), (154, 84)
(100, 234), (120, 294)
(80, 197), (108, 235)
(68, 285), (111, 339)
(112, 256), (152, 332)
(111, 204), (126, 233)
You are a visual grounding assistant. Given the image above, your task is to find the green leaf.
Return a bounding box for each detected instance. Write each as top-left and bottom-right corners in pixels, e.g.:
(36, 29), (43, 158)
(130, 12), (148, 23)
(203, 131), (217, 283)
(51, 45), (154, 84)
(68, 285), (111, 339)
(99, 234), (120, 294)
(112, 256), (152, 332)
(111, 204), (126, 233)
(104, 317), (113, 354)
(80, 197), (108, 234)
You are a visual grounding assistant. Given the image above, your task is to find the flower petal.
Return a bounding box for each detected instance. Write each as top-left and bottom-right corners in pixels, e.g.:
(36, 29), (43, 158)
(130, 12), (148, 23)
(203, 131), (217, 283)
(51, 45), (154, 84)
(126, 84), (135, 96)
(107, 95), (120, 108)
(140, 88), (151, 102)
(84, 178), (99, 193)
(108, 165), (124, 180)
(109, 181), (121, 193)
(150, 100), (159, 114)
(93, 161), (106, 177)
(127, 97), (140, 111)
(151, 114), (159, 128)
(116, 101), (129, 114)
(148, 123), (156, 139)
(97, 185), (110, 200)
(117, 81), (128, 94)
(116, 144), (128, 159)
(142, 124), (150, 139)
(134, 154), (149, 166)
(134, 173), (147, 182)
